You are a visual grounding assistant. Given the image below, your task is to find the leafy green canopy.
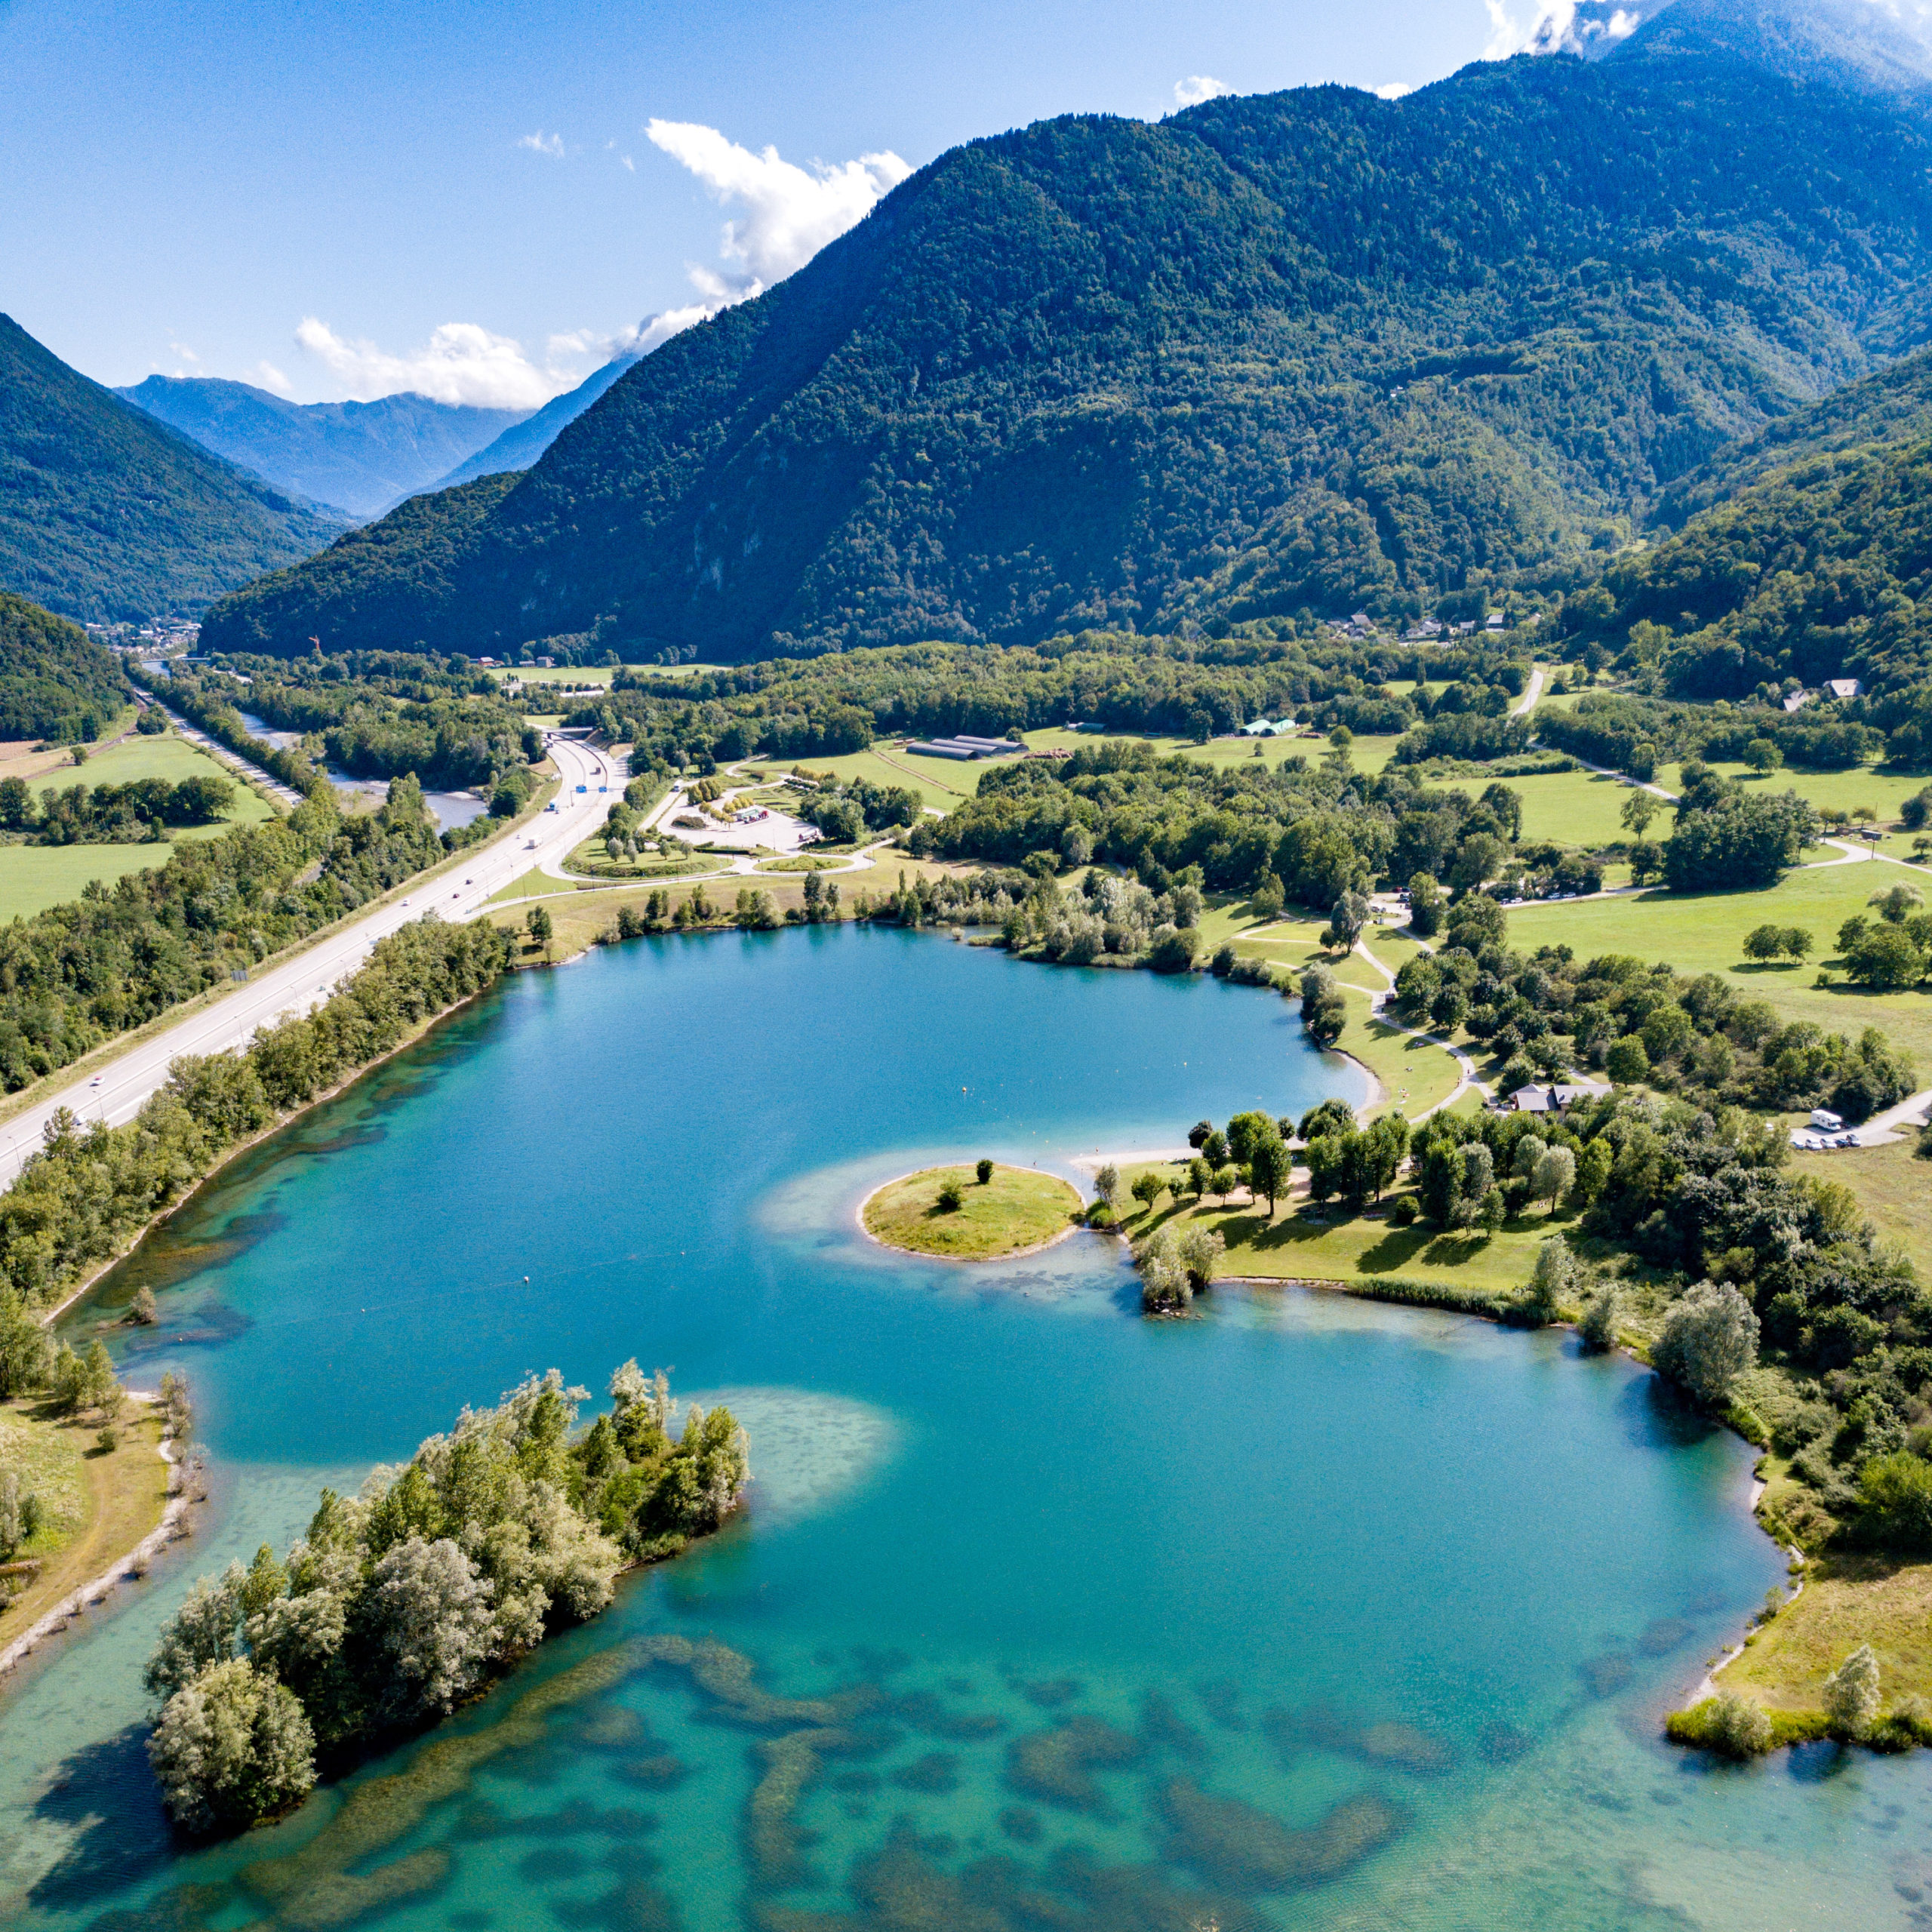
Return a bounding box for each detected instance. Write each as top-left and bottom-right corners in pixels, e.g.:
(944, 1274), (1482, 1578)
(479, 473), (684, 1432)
(1561, 437), (1932, 699)
(203, 45), (1932, 661)
(0, 316), (343, 625)
(0, 592), (131, 740)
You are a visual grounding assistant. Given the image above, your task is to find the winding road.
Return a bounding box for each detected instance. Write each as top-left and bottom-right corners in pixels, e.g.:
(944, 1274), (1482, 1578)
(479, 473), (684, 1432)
(0, 734), (620, 1189)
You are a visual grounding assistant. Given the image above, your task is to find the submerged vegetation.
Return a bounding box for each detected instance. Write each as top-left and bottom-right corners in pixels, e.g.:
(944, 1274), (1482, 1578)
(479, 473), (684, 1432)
(144, 1364), (746, 1834)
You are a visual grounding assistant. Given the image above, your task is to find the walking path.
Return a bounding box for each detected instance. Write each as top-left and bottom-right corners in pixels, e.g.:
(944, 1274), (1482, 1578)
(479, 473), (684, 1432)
(1509, 664), (1547, 718)
(1352, 931), (1488, 1120)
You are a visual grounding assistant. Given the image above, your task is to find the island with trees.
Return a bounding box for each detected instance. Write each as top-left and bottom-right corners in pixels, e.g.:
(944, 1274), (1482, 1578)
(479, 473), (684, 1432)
(142, 1364), (747, 1835)
(860, 1161), (1084, 1262)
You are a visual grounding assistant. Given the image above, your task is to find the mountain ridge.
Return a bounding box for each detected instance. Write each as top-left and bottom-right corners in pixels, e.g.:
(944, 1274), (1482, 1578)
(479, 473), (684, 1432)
(0, 316), (346, 626)
(116, 377), (529, 521)
(203, 26), (1932, 662)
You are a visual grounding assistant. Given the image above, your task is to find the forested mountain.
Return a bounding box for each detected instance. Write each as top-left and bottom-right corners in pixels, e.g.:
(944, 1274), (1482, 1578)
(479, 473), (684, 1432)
(0, 317), (344, 625)
(205, 5), (1932, 663)
(116, 377), (528, 519)
(0, 591), (131, 740)
(429, 353), (641, 494)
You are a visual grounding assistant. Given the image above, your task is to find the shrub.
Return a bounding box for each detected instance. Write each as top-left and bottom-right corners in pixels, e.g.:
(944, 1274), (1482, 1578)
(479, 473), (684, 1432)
(935, 1180), (964, 1213)
(1666, 1692), (1773, 1759)
(1577, 1285), (1620, 1352)
(1654, 1282), (1759, 1407)
(975, 1158), (994, 1185)
(1093, 1161), (1119, 1207)
(1857, 1452), (1932, 1552)
(1389, 1195), (1418, 1226)
(1823, 1643), (1881, 1740)
(1522, 1238), (1581, 1322)
(1134, 1227), (1190, 1312)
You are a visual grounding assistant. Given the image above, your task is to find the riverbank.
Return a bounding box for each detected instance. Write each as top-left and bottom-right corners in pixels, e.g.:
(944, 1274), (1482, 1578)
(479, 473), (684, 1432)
(0, 1395), (176, 1671)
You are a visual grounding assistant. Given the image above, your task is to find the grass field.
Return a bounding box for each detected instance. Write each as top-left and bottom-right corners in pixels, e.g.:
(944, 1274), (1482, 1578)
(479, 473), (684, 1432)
(863, 1162), (1085, 1260)
(799, 747), (984, 810)
(0, 730), (281, 921)
(1503, 854), (1932, 1069)
(1721, 1553), (1932, 1707)
(0, 1398), (168, 1649)
(1656, 759), (1932, 825)
(1792, 1134), (1932, 1279)
(1113, 1171), (1578, 1297)
(1435, 766), (1647, 848)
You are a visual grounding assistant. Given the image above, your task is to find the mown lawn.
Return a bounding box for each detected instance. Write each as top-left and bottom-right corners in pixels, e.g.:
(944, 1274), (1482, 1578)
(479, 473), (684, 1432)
(1502, 854), (1932, 1069)
(1792, 1134), (1932, 1281)
(1112, 1174), (1577, 1297)
(801, 747), (985, 810)
(1657, 758), (1932, 826)
(1433, 766), (1649, 848)
(71, 732), (278, 818)
(863, 1162), (1084, 1260)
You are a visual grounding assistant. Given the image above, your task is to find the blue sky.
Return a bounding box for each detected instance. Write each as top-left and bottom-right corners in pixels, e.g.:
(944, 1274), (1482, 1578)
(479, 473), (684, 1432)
(3, 0), (1561, 405)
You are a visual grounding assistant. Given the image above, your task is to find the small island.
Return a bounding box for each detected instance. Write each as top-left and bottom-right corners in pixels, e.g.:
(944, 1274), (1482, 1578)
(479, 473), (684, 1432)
(861, 1161), (1085, 1261)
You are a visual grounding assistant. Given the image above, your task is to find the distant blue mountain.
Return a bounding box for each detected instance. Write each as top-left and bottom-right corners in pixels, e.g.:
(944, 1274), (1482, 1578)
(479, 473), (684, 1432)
(429, 353), (641, 492)
(116, 377), (529, 519)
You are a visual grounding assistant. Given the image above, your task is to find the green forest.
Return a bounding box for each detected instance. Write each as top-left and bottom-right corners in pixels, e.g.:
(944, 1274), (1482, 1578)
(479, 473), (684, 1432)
(200, 38), (1932, 662)
(0, 317), (343, 625)
(0, 592), (131, 741)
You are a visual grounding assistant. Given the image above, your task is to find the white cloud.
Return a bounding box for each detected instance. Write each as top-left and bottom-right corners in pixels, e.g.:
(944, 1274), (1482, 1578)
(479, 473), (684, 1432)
(293, 318), (575, 408)
(1373, 80), (1417, 98)
(645, 119), (910, 298)
(1173, 75), (1232, 107)
(168, 340), (200, 363)
(1484, 2), (1644, 58)
(254, 361), (294, 395)
(517, 130), (565, 158)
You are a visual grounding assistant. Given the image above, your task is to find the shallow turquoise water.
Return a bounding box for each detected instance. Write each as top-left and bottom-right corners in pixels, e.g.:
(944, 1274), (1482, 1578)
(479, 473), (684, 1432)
(2, 926), (1928, 1930)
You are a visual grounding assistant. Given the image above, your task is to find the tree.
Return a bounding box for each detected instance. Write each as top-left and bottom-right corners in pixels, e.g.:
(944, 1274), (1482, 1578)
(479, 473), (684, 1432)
(1249, 1124), (1292, 1214)
(976, 1158), (994, 1185)
(1327, 891), (1370, 951)
(1093, 1162), (1120, 1208)
(1188, 1120), (1214, 1149)
(1299, 965), (1348, 1046)
(1619, 791), (1658, 839)
(1176, 1224), (1225, 1292)
(147, 1657), (317, 1835)
(1211, 1164), (1240, 1201)
(1857, 1452), (1932, 1552)
(1407, 872), (1443, 938)
(1201, 1129), (1229, 1168)
(1532, 1146), (1576, 1214)
(1476, 1187), (1507, 1237)
(363, 1537), (497, 1722)
(525, 906), (553, 946)
(1701, 1692), (1773, 1759)
(1361, 1115), (1410, 1201)
(0, 1289), (48, 1398)
(82, 1338), (117, 1414)
(1134, 1227), (1190, 1313)
(1186, 1155), (1211, 1201)
(1741, 923), (1783, 964)
(1823, 1644), (1881, 1740)
(1844, 924), (1927, 991)
(1743, 737), (1783, 775)
(1225, 1111), (1274, 1166)
(1605, 1035), (1649, 1084)
(1780, 927), (1813, 963)
(1574, 1137), (1613, 1204)
(1653, 1282), (1758, 1407)
(1519, 1239), (1575, 1320)
(1869, 881), (1925, 926)
(1131, 1171), (1165, 1214)
(1454, 1142), (1496, 1228)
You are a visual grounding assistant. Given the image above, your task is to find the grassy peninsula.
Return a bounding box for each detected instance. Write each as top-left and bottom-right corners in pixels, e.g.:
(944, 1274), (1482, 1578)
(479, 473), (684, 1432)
(863, 1163), (1084, 1261)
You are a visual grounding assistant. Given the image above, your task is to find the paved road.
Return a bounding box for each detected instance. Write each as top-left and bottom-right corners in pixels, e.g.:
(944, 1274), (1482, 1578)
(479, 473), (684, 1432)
(0, 734), (620, 1187)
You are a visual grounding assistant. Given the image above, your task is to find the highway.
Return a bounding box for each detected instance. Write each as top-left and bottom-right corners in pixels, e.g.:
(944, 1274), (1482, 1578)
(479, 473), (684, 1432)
(0, 734), (621, 1188)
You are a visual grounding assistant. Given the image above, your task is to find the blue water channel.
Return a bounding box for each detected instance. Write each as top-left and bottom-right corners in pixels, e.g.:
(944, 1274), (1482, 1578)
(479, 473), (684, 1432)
(2, 925), (1927, 1930)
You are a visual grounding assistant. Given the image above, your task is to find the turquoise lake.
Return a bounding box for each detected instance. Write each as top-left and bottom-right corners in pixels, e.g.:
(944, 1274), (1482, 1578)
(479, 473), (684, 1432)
(2, 924), (1929, 1930)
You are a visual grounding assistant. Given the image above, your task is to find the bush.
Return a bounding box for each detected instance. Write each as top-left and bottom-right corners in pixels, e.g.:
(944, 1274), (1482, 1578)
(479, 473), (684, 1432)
(1857, 1452), (1932, 1552)
(976, 1158), (994, 1185)
(935, 1180), (964, 1212)
(1389, 1195), (1418, 1226)
(1666, 1692), (1773, 1759)
(1823, 1643), (1881, 1740)
(1577, 1285), (1620, 1353)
